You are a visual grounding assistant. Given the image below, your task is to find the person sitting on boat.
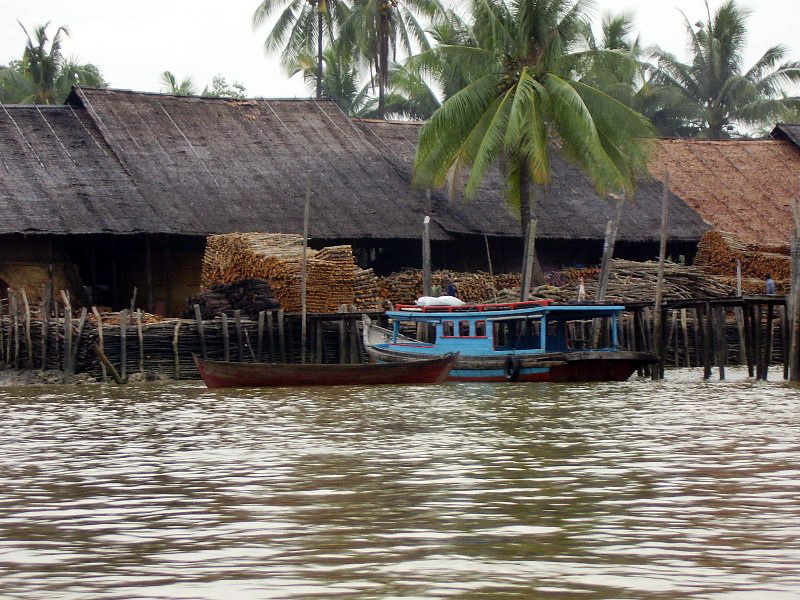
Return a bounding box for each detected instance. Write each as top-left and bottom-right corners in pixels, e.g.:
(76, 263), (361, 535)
(446, 281), (457, 297)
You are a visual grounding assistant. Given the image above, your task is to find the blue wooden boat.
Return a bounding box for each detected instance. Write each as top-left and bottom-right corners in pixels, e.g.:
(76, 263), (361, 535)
(362, 301), (657, 383)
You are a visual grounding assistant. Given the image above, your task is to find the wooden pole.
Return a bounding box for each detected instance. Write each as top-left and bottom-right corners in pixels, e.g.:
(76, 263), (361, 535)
(193, 304), (206, 360)
(520, 220), (537, 302)
(234, 309), (243, 362)
(119, 309), (127, 380)
(172, 320), (181, 380)
(257, 311), (265, 362)
(652, 172), (670, 380)
(422, 215), (431, 297)
(20, 289), (33, 368)
(92, 307), (107, 383)
(145, 236), (154, 314)
(789, 186), (800, 380)
(301, 174), (310, 364)
(92, 345), (125, 385)
(736, 259), (742, 296)
(221, 313), (230, 362)
(136, 309), (144, 373)
(764, 303), (775, 380)
(61, 291), (72, 375)
(715, 305), (726, 380)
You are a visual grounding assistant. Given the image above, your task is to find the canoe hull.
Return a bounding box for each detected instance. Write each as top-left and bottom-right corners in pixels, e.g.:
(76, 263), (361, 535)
(193, 353), (457, 388)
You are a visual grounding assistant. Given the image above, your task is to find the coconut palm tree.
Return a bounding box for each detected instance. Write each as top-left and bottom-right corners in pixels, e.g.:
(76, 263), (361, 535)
(339, 0), (444, 118)
(413, 0), (654, 237)
(253, 0), (349, 99)
(159, 71), (197, 96)
(0, 23), (106, 104)
(650, 0), (800, 138)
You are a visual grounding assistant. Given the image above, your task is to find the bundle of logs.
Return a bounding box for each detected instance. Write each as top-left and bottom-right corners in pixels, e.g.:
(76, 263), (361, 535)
(378, 270), (522, 305)
(201, 233), (381, 313)
(182, 278), (280, 320)
(694, 230), (790, 292)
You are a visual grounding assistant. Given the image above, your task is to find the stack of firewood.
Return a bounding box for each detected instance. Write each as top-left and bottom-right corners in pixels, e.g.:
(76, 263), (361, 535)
(377, 270), (523, 305)
(354, 268), (382, 311)
(695, 230), (790, 281)
(183, 278), (280, 319)
(202, 233), (359, 313)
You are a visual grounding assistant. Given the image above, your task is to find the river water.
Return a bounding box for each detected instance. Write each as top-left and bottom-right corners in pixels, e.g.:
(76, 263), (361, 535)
(0, 368), (798, 599)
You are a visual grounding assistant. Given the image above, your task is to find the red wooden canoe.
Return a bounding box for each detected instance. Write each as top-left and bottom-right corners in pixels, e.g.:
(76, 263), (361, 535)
(193, 353), (457, 388)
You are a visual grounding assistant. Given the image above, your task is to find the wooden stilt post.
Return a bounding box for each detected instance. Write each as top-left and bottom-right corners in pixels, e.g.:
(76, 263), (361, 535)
(782, 303), (790, 380)
(754, 304), (763, 380)
(715, 305), (726, 380)
(764, 303), (775, 380)
(742, 303), (755, 377)
(652, 171), (670, 380)
(193, 304), (206, 360)
(789, 189), (800, 381)
(277, 309), (286, 362)
(172, 320), (181, 380)
(234, 309), (243, 362)
(257, 311), (265, 363)
(119, 309), (127, 380)
(301, 174), (311, 365)
(221, 313), (230, 362)
(145, 236), (154, 314)
(701, 303), (712, 379)
(20, 289), (32, 368)
(92, 307), (107, 383)
(136, 309), (144, 374)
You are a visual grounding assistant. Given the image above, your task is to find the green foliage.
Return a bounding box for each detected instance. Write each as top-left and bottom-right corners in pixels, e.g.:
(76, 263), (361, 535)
(413, 0), (655, 232)
(202, 75), (247, 99)
(159, 71), (197, 96)
(649, 0), (800, 137)
(0, 22), (107, 105)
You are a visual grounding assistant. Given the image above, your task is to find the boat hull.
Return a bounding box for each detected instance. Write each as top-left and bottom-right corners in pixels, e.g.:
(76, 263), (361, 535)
(193, 353), (457, 388)
(365, 346), (657, 383)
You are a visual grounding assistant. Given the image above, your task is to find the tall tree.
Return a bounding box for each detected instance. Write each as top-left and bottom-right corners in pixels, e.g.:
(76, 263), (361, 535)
(159, 71), (197, 96)
(651, 0), (800, 138)
(413, 0), (654, 238)
(340, 0), (443, 117)
(253, 0), (348, 99)
(0, 22), (106, 104)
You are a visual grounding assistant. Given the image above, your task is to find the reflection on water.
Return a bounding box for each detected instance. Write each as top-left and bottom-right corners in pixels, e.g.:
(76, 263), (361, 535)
(1, 369), (799, 599)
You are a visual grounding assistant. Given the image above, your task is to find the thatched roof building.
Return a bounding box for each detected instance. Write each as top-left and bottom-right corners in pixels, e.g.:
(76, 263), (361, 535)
(649, 138), (800, 247)
(771, 123), (800, 149)
(357, 119), (710, 243)
(0, 104), (164, 234)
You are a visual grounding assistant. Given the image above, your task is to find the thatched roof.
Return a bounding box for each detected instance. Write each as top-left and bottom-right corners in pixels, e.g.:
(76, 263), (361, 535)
(649, 138), (800, 247)
(356, 119), (711, 242)
(0, 104), (165, 234)
(771, 123), (800, 148)
(66, 87), (447, 240)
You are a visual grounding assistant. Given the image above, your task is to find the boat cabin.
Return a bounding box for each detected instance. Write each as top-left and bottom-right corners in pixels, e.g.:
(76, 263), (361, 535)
(386, 303), (624, 356)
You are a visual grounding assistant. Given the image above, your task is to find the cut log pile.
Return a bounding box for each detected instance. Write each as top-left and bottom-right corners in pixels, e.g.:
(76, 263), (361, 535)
(377, 270), (522, 305)
(354, 268), (382, 311)
(577, 259), (735, 302)
(694, 230), (790, 281)
(201, 234), (382, 313)
(182, 278), (280, 319)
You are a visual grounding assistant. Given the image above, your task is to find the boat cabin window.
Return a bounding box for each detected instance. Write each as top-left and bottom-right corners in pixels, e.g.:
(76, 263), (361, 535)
(493, 317), (543, 351)
(475, 320), (486, 337)
(392, 319), (436, 345)
(442, 320), (454, 337)
(459, 320), (470, 336)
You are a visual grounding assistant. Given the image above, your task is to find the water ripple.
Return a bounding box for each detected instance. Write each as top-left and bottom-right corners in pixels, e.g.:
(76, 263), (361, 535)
(0, 370), (799, 598)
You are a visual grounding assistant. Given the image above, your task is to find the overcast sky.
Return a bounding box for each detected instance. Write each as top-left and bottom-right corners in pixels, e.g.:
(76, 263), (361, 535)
(1, 0), (798, 98)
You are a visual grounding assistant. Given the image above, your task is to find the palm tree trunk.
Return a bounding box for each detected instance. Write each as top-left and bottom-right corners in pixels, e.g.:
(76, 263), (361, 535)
(316, 5), (324, 99)
(378, 2), (389, 118)
(518, 157), (545, 287)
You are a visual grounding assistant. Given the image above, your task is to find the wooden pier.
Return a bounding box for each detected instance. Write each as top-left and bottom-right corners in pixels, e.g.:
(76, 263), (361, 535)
(0, 292), (795, 383)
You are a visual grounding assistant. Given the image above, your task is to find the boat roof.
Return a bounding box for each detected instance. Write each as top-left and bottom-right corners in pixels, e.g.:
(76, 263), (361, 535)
(388, 302), (624, 321)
